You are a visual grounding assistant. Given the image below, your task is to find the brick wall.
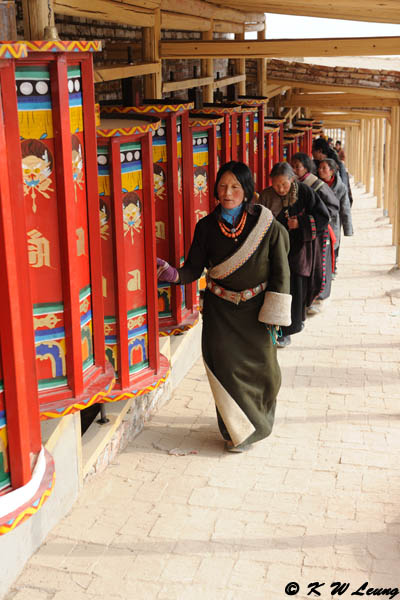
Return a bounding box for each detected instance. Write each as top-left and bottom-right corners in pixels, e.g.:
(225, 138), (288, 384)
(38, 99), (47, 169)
(246, 58), (400, 91)
(16, 1), (229, 103)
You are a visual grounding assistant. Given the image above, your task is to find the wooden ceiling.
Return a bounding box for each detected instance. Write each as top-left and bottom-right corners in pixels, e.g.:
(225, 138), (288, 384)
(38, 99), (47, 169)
(212, 0), (400, 25)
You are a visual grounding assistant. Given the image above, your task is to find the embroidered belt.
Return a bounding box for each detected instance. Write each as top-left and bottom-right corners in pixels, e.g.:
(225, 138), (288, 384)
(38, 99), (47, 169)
(206, 276), (267, 305)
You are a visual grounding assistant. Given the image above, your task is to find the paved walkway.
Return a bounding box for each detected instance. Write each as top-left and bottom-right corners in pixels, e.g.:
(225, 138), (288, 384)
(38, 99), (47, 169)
(6, 186), (400, 600)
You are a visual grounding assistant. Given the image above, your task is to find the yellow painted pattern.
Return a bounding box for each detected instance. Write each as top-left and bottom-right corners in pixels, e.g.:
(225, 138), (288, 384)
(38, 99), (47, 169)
(0, 43), (28, 59)
(102, 103), (193, 115)
(189, 117), (224, 127)
(103, 368), (171, 403)
(24, 40), (102, 53)
(18, 109), (54, 140)
(97, 121), (159, 137)
(0, 468), (55, 536)
(40, 376), (115, 420)
(159, 317), (199, 336)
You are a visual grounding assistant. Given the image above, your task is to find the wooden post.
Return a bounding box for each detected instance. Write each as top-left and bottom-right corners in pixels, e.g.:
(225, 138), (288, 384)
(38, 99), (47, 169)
(384, 119), (391, 216)
(234, 32), (246, 96)
(22, 0), (54, 40)
(202, 28), (214, 103)
(257, 16), (267, 97)
(375, 119), (384, 208)
(142, 8), (162, 99)
(391, 106), (400, 246)
(367, 119), (374, 194)
(0, 1), (16, 38)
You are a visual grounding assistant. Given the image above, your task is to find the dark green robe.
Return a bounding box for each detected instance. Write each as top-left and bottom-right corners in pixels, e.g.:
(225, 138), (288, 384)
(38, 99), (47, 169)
(179, 204), (290, 446)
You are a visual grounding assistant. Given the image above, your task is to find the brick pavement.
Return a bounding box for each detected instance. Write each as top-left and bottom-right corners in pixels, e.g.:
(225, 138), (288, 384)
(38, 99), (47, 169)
(6, 186), (400, 600)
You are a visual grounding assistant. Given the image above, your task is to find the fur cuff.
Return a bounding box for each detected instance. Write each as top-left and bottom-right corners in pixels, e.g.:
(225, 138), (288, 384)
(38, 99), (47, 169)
(258, 291), (292, 326)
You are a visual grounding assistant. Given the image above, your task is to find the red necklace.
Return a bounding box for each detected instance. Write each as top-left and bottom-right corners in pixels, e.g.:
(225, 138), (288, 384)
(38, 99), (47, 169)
(326, 174), (335, 187)
(218, 210), (247, 241)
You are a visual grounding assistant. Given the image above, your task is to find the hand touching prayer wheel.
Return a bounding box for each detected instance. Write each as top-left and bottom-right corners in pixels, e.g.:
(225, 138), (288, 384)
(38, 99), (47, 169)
(157, 161), (292, 453)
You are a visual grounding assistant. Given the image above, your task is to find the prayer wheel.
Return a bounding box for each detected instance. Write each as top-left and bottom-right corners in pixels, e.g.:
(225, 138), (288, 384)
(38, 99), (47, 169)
(264, 124), (281, 187)
(100, 101), (198, 336)
(0, 41), (55, 536)
(235, 96), (268, 190)
(95, 113), (170, 400)
(16, 40), (115, 420)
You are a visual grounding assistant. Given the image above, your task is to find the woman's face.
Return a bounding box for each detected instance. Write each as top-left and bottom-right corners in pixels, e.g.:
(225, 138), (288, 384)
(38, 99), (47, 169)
(271, 174), (293, 197)
(291, 159), (307, 179)
(318, 162), (334, 182)
(217, 171), (245, 209)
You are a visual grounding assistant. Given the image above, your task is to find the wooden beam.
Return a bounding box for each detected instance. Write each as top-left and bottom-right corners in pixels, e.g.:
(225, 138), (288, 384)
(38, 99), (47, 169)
(143, 8), (161, 99)
(311, 110), (390, 119)
(201, 28), (213, 104)
(235, 32), (246, 96)
(245, 22), (265, 32)
(161, 12), (210, 31)
(95, 62), (161, 83)
(53, 0), (155, 27)
(261, 78), (400, 99)
(23, 0), (54, 39)
(163, 75), (213, 93)
(212, 1), (400, 25)
(160, 0), (246, 22)
(160, 36), (400, 59)
(257, 15), (267, 98)
(284, 93), (400, 108)
(0, 1), (17, 38)
(213, 20), (243, 34)
(213, 74), (246, 89)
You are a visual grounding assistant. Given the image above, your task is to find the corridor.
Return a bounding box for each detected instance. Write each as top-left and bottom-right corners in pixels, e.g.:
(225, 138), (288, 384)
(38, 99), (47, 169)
(6, 184), (400, 600)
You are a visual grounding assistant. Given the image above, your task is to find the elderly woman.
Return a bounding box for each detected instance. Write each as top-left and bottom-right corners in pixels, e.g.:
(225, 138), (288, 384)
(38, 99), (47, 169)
(291, 152), (340, 307)
(318, 158), (353, 275)
(157, 161), (291, 452)
(258, 162), (330, 347)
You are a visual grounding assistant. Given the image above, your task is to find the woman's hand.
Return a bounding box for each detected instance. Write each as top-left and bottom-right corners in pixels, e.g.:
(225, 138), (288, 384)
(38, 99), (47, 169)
(157, 258), (179, 283)
(287, 216), (299, 230)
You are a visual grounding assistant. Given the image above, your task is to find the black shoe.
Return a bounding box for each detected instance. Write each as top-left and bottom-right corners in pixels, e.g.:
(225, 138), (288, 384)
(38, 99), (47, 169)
(276, 335), (291, 348)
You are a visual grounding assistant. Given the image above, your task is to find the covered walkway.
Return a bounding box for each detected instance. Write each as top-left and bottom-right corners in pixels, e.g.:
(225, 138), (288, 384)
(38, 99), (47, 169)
(7, 184), (400, 599)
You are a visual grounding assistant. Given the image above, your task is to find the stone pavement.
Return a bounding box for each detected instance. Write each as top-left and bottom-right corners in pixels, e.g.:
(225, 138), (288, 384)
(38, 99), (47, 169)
(6, 186), (400, 600)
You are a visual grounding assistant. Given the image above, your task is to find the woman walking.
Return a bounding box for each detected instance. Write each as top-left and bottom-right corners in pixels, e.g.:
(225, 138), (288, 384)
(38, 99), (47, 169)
(318, 158), (353, 275)
(258, 162), (330, 347)
(157, 161), (291, 452)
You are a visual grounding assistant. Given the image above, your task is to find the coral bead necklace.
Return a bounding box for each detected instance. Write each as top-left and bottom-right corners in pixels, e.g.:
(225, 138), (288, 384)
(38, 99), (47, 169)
(218, 210), (247, 241)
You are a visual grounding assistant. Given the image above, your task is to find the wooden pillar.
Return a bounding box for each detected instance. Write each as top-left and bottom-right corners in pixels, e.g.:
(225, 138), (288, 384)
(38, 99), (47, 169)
(0, 1), (17, 38)
(142, 9), (162, 99)
(389, 108), (399, 226)
(257, 16), (267, 97)
(367, 119), (375, 194)
(235, 32), (246, 96)
(391, 106), (400, 247)
(22, 0), (54, 39)
(202, 28), (214, 103)
(359, 120), (365, 187)
(384, 119), (391, 216)
(375, 119), (384, 208)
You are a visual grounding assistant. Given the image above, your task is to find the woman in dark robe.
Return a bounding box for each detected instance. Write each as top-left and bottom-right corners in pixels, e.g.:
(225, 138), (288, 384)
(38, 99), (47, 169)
(258, 162), (330, 348)
(291, 152), (340, 310)
(157, 161), (291, 452)
(318, 158), (353, 276)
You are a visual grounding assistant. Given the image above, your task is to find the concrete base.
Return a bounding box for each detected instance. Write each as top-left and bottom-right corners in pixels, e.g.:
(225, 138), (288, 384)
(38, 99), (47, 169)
(0, 413), (81, 599)
(0, 323), (202, 599)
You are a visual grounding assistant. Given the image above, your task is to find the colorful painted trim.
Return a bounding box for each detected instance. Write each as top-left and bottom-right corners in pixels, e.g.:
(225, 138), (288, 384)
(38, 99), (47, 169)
(238, 106), (258, 113)
(236, 98), (267, 107)
(97, 119), (160, 137)
(103, 354), (170, 402)
(159, 313), (199, 337)
(0, 43), (28, 59)
(190, 116), (224, 127)
(39, 362), (115, 420)
(24, 40), (102, 53)
(0, 448), (55, 536)
(101, 103), (193, 115)
(192, 106), (240, 115)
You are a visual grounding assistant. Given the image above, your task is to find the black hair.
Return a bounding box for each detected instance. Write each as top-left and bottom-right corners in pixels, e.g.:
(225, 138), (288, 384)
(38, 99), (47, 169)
(291, 152), (313, 174)
(319, 158), (338, 173)
(214, 161), (254, 203)
(312, 137), (330, 156)
(336, 140), (342, 146)
(270, 161), (295, 179)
